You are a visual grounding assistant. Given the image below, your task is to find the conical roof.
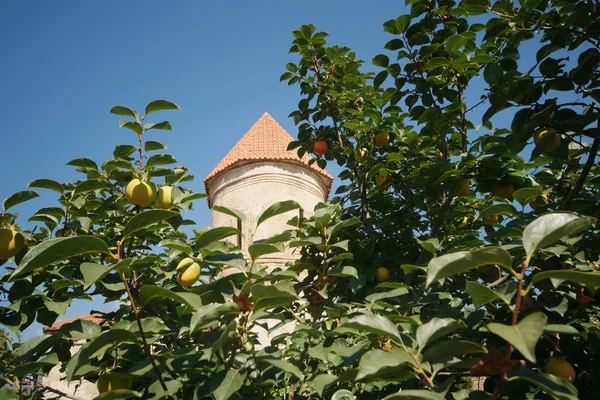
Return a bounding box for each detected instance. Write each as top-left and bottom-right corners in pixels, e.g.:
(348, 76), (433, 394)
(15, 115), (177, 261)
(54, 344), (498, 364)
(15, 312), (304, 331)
(204, 112), (333, 205)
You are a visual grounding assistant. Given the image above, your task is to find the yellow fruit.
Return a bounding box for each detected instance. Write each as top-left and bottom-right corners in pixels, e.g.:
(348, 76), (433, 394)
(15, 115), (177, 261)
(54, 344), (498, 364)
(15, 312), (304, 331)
(460, 216), (470, 228)
(435, 150), (443, 160)
(376, 267), (390, 282)
(176, 257), (195, 271)
(125, 179), (156, 207)
(529, 194), (549, 210)
(545, 357), (576, 383)
(177, 261), (201, 287)
(0, 227), (25, 260)
(375, 132), (390, 145)
(456, 180), (470, 197)
(493, 183), (515, 199)
(97, 373), (132, 393)
(534, 128), (561, 153)
(354, 148), (368, 162)
(156, 186), (173, 209)
(484, 215), (499, 225)
(476, 265), (501, 281)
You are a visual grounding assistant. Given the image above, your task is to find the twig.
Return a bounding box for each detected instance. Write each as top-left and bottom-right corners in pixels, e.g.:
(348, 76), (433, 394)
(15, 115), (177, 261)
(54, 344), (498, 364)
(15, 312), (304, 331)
(407, 348), (435, 388)
(25, 377), (83, 400)
(564, 136), (600, 207)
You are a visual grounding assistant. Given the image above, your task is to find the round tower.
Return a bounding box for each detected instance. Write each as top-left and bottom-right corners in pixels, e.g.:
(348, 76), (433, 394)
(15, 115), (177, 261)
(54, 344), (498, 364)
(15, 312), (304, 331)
(204, 112), (333, 269)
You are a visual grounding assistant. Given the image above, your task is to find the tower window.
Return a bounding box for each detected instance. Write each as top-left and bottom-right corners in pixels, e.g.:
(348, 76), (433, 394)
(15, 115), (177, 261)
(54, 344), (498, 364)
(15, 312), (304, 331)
(236, 219), (242, 247)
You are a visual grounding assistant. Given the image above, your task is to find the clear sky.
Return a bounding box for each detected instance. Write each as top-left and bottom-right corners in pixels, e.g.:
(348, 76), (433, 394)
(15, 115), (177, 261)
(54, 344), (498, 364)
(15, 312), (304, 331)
(0, 0), (405, 339)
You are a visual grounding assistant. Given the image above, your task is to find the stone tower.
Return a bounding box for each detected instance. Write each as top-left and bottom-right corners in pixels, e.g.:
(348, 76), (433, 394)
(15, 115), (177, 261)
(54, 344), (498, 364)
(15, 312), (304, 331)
(204, 112), (333, 268)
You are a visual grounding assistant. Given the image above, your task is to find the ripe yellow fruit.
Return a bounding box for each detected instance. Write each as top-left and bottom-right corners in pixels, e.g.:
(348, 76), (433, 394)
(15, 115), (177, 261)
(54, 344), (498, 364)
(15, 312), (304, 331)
(97, 373), (132, 393)
(534, 128), (561, 153)
(376, 266), (390, 282)
(545, 357), (576, 383)
(376, 175), (388, 186)
(0, 227), (25, 260)
(435, 150), (443, 160)
(176, 257), (195, 271)
(177, 260), (201, 287)
(484, 215), (499, 225)
(125, 179), (156, 207)
(354, 148), (368, 162)
(156, 186), (173, 209)
(455, 180), (470, 197)
(375, 132), (390, 145)
(493, 183), (515, 199)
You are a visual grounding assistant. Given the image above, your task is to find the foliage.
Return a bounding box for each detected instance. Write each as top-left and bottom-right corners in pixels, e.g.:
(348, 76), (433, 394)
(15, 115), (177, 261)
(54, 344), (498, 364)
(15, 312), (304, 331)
(1, 0), (600, 399)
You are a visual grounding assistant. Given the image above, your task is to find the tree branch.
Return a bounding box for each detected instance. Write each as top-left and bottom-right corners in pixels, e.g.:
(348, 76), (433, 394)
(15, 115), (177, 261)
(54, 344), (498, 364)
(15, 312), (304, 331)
(564, 136), (600, 207)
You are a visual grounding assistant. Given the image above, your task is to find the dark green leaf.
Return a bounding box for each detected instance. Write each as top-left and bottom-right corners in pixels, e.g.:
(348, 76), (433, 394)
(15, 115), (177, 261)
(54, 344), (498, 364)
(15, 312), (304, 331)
(213, 369), (247, 400)
(256, 200), (301, 227)
(531, 270), (600, 288)
(74, 179), (110, 194)
(80, 259), (130, 290)
(422, 339), (487, 362)
(145, 154), (177, 169)
(3, 190), (39, 212)
(139, 285), (203, 310)
(119, 120), (143, 135)
(513, 188), (544, 207)
(10, 236), (110, 280)
(396, 15), (411, 33)
(212, 205), (247, 222)
(143, 121), (172, 131)
(67, 158), (98, 170)
(488, 312), (547, 363)
(145, 100), (181, 116)
(190, 302), (239, 332)
(423, 58), (450, 71)
(373, 54), (390, 68)
(508, 368), (578, 400)
(248, 243), (282, 262)
(144, 141), (167, 152)
(335, 312), (402, 343)
(523, 213), (592, 257)
(417, 318), (465, 348)
(250, 281), (300, 312)
(258, 357), (304, 380)
(356, 348), (414, 381)
(122, 210), (179, 240)
(110, 105), (138, 119)
(466, 281), (516, 307)
(195, 227), (241, 248)
(28, 179), (63, 194)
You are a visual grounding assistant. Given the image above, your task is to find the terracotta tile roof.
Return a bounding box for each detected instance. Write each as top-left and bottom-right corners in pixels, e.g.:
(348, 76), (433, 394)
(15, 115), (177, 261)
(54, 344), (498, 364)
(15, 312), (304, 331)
(204, 112), (333, 205)
(43, 312), (107, 334)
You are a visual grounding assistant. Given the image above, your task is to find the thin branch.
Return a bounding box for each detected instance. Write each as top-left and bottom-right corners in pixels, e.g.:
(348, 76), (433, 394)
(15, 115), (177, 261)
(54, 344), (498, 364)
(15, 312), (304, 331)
(564, 136), (600, 207)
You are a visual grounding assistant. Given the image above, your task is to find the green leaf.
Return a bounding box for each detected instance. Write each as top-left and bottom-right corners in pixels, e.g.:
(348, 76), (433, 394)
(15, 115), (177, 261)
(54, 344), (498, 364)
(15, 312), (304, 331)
(65, 329), (138, 380)
(94, 390), (142, 399)
(258, 357), (304, 380)
(190, 302), (239, 332)
(487, 312), (547, 363)
(395, 15), (411, 33)
(514, 188), (544, 207)
(80, 259), (131, 290)
(544, 324), (580, 336)
(422, 339), (487, 362)
(145, 100), (181, 116)
(466, 281), (516, 307)
(3, 190), (39, 212)
(122, 210), (179, 240)
(195, 226), (241, 248)
(446, 34), (466, 52)
(416, 318), (465, 349)
(508, 368), (578, 400)
(248, 243), (282, 262)
(74, 179), (110, 194)
(356, 348), (414, 381)
(250, 281), (300, 312)
(10, 236), (110, 280)
(158, 239), (192, 254)
(213, 369), (247, 400)
(28, 179), (63, 194)
(145, 154), (177, 169)
(0, 389), (20, 399)
(67, 157), (99, 170)
(531, 270), (600, 288)
(113, 145), (138, 158)
(373, 54), (390, 68)
(384, 390), (445, 400)
(144, 121), (172, 131)
(144, 141), (167, 152)
(523, 213), (592, 257)
(423, 58), (450, 71)
(110, 105), (138, 119)
(139, 285), (203, 310)
(44, 298), (71, 316)
(256, 200), (301, 227)
(478, 204), (518, 219)
(212, 205), (247, 222)
(426, 247), (513, 288)
(119, 120), (143, 135)
(335, 312), (401, 343)
(365, 287), (409, 302)
(327, 217), (361, 238)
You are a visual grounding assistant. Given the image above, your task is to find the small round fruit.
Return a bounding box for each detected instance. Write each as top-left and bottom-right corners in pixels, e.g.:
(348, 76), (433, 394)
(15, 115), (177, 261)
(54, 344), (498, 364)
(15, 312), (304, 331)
(476, 265), (501, 281)
(460, 216), (470, 228)
(156, 186), (173, 209)
(545, 357), (576, 383)
(484, 215), (499, 225)
(313, 140), (328, 155)
(534, 128), (561, 153)
(354, 148), (368, 162)
(435, 150), (443, 160)
(176, 257), (195, 271)
(125, 179), (156, 207)
(177, 262), (201, 287)
(493, 183), (515, 199)
(376, 175), (388, 186)
(375, 132), (390, 145)
(376, 267), (390, 282)
(0, 227), (25, 260)
(97, 373), (132, 393)
(455, 180), (471, 197)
